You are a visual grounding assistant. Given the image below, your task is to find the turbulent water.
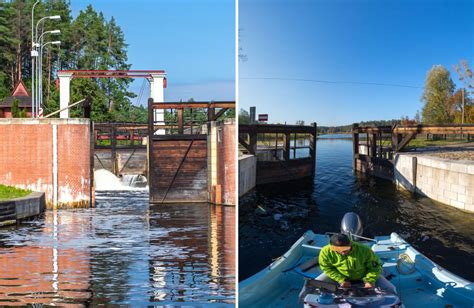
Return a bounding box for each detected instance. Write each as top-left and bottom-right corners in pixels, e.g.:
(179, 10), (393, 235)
(0, 190), (235, 306)
(239, 136), (474, 281)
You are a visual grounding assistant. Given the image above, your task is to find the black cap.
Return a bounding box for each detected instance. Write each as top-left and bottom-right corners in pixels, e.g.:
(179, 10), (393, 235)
(330, 233), (351, 246)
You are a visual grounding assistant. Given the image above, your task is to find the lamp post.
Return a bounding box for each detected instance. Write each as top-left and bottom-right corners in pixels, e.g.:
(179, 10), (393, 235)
(39, 41), (61, 112)
(31, 0), (41, 118)
(32, 15), (61, 117)
(37, 29), (61, 109)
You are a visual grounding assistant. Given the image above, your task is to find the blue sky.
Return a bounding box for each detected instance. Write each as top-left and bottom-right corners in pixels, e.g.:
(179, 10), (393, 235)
(70, 0), (235, 104)
(239, 0), (474, 126)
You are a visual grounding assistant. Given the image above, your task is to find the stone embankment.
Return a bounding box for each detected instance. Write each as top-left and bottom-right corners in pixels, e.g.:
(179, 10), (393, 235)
(0, 192), (46, 226)
(394, 151), (474, 212)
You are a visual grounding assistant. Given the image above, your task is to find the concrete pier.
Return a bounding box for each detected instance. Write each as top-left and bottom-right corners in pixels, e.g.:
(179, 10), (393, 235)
(394, 153), (474, 212)
(239, 154), (257, 197)
(0, 192), (46, 226)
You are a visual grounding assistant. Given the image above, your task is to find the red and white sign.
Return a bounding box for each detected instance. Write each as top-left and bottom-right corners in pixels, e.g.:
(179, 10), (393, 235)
(258, 114), (268, 122)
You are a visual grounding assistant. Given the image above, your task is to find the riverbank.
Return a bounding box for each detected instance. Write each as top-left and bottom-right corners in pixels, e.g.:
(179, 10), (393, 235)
(0, 184), (31, 200)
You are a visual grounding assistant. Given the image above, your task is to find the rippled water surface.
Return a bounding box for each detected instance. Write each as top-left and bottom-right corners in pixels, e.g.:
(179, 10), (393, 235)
(240, 137), (474, 281)
(0, 191), (235, 306)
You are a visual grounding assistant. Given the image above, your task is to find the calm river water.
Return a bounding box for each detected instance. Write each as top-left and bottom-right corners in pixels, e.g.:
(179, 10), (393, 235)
(239, 136), (474, 281)
(0, 190), (235, 306)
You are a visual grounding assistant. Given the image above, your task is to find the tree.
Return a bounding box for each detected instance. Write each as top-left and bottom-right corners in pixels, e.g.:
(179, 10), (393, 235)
(414, 110), (421, 123)
(421, 65), (455, 124)
(295, 120), (305, 125)
(11, 97), (20, 117)
(0, 1), (18, 99)
(453, 60), (474, 124)
(239, 108), (250, 124)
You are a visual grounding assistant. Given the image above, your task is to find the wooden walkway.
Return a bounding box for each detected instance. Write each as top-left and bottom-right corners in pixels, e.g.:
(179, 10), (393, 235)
(352, 124), (474, 180)
(239, 123), (317, 184)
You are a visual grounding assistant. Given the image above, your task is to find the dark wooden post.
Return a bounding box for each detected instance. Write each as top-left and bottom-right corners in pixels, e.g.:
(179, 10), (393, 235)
(208, 107), (215, 122)
(369, 132), (377, 158)
(147, 98), (154, 201)
(293, 133), (297, 159)
(190, 108), (193, 134)
(177, 108), (184, 134)
(378, 131), (383, 159)
(310, 122), (317, 176)
(83, 97), (91, 119)
(130, 129), (135, 146)
(352, 123), (359, 171)
(392, 133), (403, 152)
(249, 132), (257, 155)
(111, 123), (117, 175)
(284, 133), (290, 161)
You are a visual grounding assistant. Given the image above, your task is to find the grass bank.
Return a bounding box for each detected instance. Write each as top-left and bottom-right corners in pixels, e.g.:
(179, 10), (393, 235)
(0, 184), (31, 200)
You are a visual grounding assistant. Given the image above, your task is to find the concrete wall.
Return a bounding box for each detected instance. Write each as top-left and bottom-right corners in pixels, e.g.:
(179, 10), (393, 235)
(0, 192), (45, 226)
(394, 153), (474, 212)
(208, 119), (236, 205)
(239, 154), (257, 197)
(0, 118), (92, 208)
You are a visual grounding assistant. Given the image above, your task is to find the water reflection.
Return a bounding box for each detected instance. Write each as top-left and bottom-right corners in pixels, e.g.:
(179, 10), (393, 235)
(0, 190), (235, 306)
(239, 137), (474, 281)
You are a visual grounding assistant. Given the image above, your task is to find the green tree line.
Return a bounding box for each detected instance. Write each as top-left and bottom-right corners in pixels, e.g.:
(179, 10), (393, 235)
(0, 0), (147, 122)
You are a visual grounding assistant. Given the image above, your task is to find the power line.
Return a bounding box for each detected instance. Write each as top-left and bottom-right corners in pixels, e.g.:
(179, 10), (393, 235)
(240, 77), (423, 89)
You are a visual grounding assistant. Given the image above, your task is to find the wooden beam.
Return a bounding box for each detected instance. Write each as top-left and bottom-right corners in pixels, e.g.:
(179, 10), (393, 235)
(213, 108), (228, 120)
(310, 122), (317, 175)
(284, 133), (290, 161)
(177, 109), (184, 134)
(152, 101), (235, 109)
(239, 124), (316, 134)
(394, 124), (474, 134)
(239, 136), (252, 152)
(352, 123), (359, 170)
(396, 132), (417, 152)
(151, 134), (207, 141)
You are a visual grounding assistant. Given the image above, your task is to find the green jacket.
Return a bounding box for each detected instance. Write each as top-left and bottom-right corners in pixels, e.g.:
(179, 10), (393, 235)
(318, 241), (382, 284)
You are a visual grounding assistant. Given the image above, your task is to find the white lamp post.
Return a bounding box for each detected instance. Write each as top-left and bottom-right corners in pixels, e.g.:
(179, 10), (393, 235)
(31, 0), (41, 118)
(32, 15), (61, 117)
(37, 30), (60, 110)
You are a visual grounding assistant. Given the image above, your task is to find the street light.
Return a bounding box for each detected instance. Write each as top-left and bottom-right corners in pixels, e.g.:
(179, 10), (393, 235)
(37, 30), (60, 111)
(39, 41), (61, 115)
(31, 14), (61, 117)
(31, 0), (41, 118)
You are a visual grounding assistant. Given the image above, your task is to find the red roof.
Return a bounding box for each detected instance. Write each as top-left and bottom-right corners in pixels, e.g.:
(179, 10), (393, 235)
(11, 80), (30, 97)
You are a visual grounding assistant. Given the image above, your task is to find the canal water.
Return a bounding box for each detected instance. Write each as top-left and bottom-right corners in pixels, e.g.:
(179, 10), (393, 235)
(239, 135), (474, 281)
(0, 189), (235, 306)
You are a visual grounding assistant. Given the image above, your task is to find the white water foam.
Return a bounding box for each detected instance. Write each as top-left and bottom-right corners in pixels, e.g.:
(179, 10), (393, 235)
(94, 169), (148, 191)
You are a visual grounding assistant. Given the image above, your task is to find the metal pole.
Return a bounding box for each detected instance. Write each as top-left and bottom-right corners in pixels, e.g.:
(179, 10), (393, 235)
(31, 0), (40, 118)
(462, 88), (465, 125)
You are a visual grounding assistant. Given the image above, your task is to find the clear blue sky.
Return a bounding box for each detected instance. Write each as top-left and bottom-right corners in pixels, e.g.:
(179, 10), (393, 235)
(239, 0), (474, 126)
(70, 0), (235, 104)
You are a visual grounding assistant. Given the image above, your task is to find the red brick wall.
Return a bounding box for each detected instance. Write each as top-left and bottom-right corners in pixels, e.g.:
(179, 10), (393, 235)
(0, 119), (91, 208)
(216, 119), (236, 205)
(57, 124), (92, 207)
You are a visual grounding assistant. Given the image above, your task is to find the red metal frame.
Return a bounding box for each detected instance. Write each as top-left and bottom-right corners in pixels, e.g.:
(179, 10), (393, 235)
(57, 70), (166, 78)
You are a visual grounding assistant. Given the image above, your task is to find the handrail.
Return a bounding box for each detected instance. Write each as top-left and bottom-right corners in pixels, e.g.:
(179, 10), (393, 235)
(43, 99), (85, 118)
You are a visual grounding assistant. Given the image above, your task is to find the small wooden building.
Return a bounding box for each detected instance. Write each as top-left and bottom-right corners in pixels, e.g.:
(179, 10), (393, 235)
(0, 80), (32, 118)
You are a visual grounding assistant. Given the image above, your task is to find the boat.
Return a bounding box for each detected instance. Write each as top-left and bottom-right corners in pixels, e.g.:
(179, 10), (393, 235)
(239, 212), (474, 307)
